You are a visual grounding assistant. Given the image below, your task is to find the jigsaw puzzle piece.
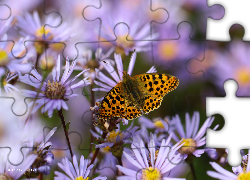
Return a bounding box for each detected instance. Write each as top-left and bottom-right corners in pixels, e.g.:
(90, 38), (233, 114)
(152, 0), (224, 40)
(207, 0), (250, 41)
(206, 79), (250, 166)
(40, 0), (101, 60)
(150, 22), (206, 114)
(186, 25), (250, 97)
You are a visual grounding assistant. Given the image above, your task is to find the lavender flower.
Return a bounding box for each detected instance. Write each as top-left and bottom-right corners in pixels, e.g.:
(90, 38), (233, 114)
(16, 11), (74, 54)
(91, 122), (139, 158)
(116, 134), (185, 180)
(93, 51), (156, 102)
(74, 48), (114, 82)
(54, 155), (107, 180)
(170, 112), (218, 159)
(19, 54), (90, 117)
(0, 146), (37, 180)
(23, 127), (57, 176)
(100, 10), (156, 55)
(207, 150), (250, 179)
(138, 116), (173, 134)
(0, 34), (33, 78)
(211, 41), (250, 96)
(0, 73), (20, 95)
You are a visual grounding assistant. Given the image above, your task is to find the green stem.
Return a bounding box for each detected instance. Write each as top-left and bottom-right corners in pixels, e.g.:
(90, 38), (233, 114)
(89, 83), (95, 154)
(58, 109), (74, 160)
(189, 162), (197, 180)
(88, 132), (108, 167)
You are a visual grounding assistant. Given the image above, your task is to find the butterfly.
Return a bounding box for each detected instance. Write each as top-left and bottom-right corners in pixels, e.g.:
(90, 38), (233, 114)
(97, 71), (179, 121)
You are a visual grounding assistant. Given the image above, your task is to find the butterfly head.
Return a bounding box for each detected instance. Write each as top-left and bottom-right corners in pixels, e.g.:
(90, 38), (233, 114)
(122, 71), (130, 80)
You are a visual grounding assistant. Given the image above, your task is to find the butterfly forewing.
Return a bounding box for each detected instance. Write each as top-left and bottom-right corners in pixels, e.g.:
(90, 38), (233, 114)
(134, 73), (179, 97)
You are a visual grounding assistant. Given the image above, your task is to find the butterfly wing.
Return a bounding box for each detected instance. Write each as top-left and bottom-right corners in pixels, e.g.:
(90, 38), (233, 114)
(134, 73), (179, 97)
(123, 95), (164, 119)
(142, 95), (164, 114)
(98, 82), (126, 120)
(124, 106), (143, 120)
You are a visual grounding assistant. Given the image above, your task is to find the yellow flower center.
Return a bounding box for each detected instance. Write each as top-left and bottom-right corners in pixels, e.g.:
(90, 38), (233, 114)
(2, 79), (7, 86)
(142, 167), (162, 180)
(45, 80), (66, 99)
(49, 43), (64, 51)
(102, 146), (111, 153)
(153, 120), (164, 129)
(115, 35), (134, 55)
(86, 59), (99, 73)
(157, 41), (178, 61)
(106, 130), (123, 143)
(35, 26), (52, 40)
(179, 138), (197, 155)
(0, 50), (9, 66)
(75, 176), (89, 180)
(235, 67), (250, 86)
(147, 3), (164, 21)
(116, 35), (134, 48)
(237, 171), (250, 180)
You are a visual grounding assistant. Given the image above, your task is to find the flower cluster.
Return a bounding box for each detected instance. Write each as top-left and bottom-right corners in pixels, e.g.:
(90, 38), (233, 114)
(0, 1), (246, 180)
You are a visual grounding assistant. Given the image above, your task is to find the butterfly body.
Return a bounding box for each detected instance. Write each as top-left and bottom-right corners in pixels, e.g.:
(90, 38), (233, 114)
(97, 71), (179, 121)
(121, 71), (145, 112)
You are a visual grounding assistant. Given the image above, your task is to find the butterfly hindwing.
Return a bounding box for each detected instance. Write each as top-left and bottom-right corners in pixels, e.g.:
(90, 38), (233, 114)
(123, 106), (142, 120)
(143, 95), (164, 114)
(134, 73), (179, 96)
(98, 82), (126, 120)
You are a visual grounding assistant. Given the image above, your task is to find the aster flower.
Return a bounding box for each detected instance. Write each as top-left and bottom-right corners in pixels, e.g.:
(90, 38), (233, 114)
(0, 34), (33, 78)
(207, 150), (250, 179)
(19, 54), (91, 117)
(138, 125), (163, 147)
(210, 40), (250, 96)
(74, 47), (114, 81)
(100, 10), (156, 55)
(54, 155), (107, 180)
(138, 116), (177, 147)
(16, 11), (74, 54)
(170, 111), (218, 159)
(0, 144), (37, 180)
(23, 127), (57, 176)
(138, 115), (174, 134)
(0, 72), (20, 95)
(93, 51), (156, 102)
(90, 122), (139, 158)
(116, 134), (185, 180)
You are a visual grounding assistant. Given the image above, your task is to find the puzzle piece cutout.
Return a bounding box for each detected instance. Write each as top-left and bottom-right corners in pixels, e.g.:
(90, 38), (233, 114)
(207, 0), (250, 41)
(152, 21), (206, 114)
(206, 79), (250, 167)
